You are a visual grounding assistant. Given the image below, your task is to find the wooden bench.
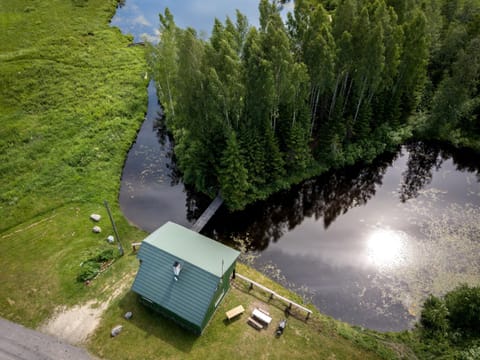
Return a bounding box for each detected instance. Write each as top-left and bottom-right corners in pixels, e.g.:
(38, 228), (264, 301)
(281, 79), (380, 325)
(132, 242), (142, 252)
(226, 305), (245, 321)
(247, 317), (263, 330)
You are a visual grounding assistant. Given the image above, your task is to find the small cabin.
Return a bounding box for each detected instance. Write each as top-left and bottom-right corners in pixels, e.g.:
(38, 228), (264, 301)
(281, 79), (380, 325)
(131, 221), (240, 335)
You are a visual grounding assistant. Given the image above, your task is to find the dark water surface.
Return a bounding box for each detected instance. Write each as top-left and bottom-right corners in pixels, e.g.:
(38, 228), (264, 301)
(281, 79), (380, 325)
(113, 2), (480, 332)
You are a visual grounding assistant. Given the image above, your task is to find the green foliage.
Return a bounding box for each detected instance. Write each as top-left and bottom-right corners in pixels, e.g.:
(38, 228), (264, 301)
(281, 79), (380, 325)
(285, 121), (313, 173)
(430, 37), (480, 139)
(218, 131), (250, 210)
(77, 247), (120, 282)
(77, 261), (101, 282)
(458, 345), (480, 360)
(420, 284), (480, 338)
(94, 248), (119, 262)
(147, 8), (178, 126)
(0, 0), (147, 327)
(420, 295), (449, 338)
(148, 0), (479, 210)
(264, 124), (286, 176)
(444, 284), (480, 337)
(412, 284), (480, 359)
(419, 0), (480, 148)
(336, 323), (398, 359)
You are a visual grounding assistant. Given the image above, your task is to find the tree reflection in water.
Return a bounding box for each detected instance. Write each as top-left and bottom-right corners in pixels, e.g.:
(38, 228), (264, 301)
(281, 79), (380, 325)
(201, 149), (400, 250)
(441, 143), (480, 182)
(399, 142), (443, 202)
(197, 141), (479, 252)
(400, 141), (480, 202)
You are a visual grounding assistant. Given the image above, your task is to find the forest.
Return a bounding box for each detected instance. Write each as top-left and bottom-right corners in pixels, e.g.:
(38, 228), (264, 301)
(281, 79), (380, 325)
(147, 0), (480, 210)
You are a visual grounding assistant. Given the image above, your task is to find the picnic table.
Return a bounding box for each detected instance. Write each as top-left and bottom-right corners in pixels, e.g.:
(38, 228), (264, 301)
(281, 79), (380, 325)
(252, 308), (272, 325)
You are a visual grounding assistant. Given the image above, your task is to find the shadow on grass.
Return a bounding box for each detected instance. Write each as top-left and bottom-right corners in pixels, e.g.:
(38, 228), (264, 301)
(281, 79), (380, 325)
(221, 315), (243, 327)
(116, 290), (197, 353)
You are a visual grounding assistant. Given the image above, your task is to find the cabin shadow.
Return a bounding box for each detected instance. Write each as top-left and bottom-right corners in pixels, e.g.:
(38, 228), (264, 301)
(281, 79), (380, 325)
(117, 290), (197, 353)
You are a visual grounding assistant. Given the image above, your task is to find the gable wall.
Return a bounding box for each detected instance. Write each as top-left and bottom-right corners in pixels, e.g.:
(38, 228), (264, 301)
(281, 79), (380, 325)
(201, 261), (237, 331)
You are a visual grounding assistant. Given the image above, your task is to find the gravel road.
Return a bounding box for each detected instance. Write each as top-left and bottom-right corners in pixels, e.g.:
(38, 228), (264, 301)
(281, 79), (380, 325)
(0, 317), (94, 360)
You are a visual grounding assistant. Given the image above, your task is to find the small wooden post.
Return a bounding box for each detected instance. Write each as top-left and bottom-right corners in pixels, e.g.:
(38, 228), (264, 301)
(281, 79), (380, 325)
(286, 303), (292, 316)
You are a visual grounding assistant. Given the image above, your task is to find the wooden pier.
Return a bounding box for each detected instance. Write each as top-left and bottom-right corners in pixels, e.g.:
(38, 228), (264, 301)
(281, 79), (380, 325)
(190, 194), (224, 233)
(235, 273), (313, 320)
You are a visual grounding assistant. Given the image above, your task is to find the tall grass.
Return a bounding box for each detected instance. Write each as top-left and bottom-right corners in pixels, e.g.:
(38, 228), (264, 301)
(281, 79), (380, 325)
(0, 0), (147, 326)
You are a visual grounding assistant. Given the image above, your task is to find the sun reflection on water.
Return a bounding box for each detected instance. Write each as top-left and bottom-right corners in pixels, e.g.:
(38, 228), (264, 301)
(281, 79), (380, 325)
(367, 229), (408, 268)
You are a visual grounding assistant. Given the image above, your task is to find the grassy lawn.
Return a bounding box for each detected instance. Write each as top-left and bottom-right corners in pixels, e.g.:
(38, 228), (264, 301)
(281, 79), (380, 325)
(0, 0), (147, 327)
(0, 0), (146, 231)
(88, 263), (398, 360)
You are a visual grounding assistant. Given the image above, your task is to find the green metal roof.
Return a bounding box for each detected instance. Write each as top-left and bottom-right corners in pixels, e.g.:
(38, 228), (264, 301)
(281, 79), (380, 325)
(131, 222), (240, 329)
(142, 221), (239, 277)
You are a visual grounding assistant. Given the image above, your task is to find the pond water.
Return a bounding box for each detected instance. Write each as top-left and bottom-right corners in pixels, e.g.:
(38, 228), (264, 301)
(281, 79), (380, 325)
(113, 1), (480, 332)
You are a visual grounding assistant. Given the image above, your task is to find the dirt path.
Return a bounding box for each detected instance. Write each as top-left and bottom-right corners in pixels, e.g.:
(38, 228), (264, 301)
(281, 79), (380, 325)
(39, 274), (133, 345)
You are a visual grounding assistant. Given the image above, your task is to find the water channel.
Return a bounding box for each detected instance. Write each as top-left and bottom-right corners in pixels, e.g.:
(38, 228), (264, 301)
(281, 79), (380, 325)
(112, 1), (480, 332)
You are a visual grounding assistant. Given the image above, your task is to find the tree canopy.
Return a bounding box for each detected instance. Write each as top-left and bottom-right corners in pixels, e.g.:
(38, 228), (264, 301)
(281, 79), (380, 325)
(148, 0), (480, 210)
(417, 284), (480, 358)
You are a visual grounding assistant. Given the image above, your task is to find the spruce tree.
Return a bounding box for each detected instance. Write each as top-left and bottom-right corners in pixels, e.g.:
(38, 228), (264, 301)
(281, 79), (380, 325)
(218, 131), (250, 210)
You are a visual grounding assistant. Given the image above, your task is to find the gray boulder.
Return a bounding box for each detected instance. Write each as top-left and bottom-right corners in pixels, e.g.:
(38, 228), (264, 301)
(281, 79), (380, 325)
(90, 214), (101, 222)
(111, 325), (123, 337)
